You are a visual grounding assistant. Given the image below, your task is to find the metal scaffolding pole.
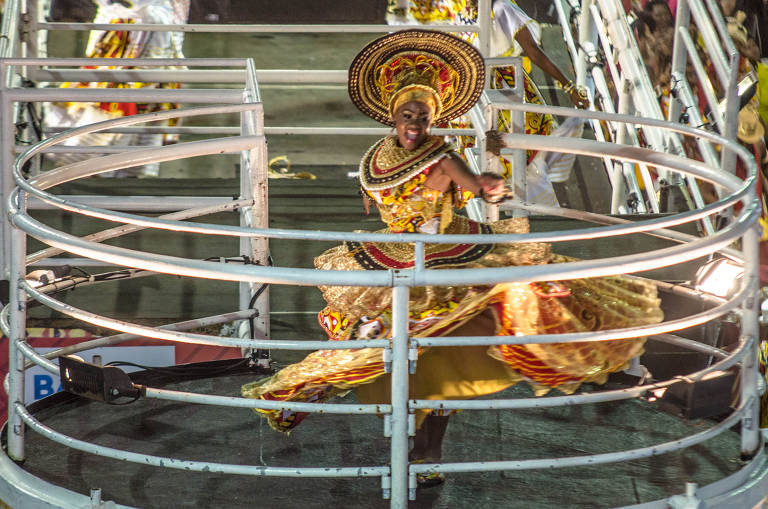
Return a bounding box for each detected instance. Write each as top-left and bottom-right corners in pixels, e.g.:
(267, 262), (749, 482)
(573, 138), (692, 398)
(389, 284), (410, 507)
(740, 224), (762, 457)
(6, 195), (27, 462)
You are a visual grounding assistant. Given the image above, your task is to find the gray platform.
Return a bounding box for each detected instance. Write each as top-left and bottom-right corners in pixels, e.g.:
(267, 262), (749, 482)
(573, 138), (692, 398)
(6, 361), (750, 509)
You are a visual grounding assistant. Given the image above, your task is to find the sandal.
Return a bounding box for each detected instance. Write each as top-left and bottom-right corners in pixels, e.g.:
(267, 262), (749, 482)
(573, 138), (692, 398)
(417, 471), (445, 487)
(410, 459), (445, 487)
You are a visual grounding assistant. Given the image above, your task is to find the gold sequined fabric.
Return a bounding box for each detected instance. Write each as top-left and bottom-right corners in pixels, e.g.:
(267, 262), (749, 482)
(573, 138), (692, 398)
(360, 135), (454, 193)
(315, 215), (549, 328)
(360, 135), (475, 234)
(246, 209), (664, 433)
(484, 274), (662, 395)
(242, 138), (665, 433)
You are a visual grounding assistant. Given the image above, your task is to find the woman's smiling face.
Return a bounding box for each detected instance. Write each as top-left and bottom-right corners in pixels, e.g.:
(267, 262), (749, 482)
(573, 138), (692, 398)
(393, 100), (433, 150)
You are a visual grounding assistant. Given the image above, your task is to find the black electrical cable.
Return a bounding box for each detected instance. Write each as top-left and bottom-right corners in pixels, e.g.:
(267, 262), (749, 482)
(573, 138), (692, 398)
(196, 256), (270, 344)
(248, 282), (269, 351)
(106, 358), (251, 377)
(70, 266), (92, 278)
(26, 101), (43, 141)
(247, 256), (271, 362)
(14, 80), (44, 146)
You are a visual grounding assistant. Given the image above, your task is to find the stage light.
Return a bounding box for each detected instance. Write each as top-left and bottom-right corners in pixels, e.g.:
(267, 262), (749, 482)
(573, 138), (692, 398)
(59, 355), (143, 403)
(653, 370), (737, 420)
(694, 258), (744, 298)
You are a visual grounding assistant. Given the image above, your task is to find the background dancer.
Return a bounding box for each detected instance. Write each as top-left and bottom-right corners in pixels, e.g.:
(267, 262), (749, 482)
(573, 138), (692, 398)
(388, 0), (589, 205)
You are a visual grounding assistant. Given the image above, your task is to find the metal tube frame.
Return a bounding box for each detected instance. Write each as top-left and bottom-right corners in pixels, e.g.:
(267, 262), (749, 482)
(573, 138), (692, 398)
(239, 60), (270, 362)
(1, 2), (765, 508)
(550, 0), (740, 222)
(6, 196), (27, 462)
(0, 59), (265, 277)
(390, 284), (410, 504)
(15, 0), (743, 225)
(3, 100), (765, 509)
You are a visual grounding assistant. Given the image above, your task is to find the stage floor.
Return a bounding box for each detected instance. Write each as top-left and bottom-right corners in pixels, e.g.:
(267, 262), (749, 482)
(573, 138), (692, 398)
(12, 362), (746, 509)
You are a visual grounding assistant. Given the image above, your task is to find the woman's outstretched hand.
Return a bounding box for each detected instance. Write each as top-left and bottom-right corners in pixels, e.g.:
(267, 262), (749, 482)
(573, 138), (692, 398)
(477, 172), (512, 204)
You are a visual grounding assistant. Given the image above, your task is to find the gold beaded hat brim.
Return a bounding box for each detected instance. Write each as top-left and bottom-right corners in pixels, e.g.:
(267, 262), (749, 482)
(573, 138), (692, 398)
(348, 29), (485, 126)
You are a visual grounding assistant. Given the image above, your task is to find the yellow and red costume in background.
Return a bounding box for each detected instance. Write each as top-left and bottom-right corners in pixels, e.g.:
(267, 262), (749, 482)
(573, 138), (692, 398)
(451, 0), (556, 174)
(63, 18), (181, 127)
(386, 1), (557, 176)
(46, 0), (189, 176)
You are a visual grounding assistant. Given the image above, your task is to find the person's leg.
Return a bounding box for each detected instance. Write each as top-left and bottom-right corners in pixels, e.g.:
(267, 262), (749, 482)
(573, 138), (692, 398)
(410, 417), (430, 461)
(410, 308), (498, 463)
(424, 413), (450, 460)
(410, 413), (450, 486)
(410, 413), (450, 461)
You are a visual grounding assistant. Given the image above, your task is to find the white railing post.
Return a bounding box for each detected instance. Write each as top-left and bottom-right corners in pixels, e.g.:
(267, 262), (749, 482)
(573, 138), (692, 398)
(7, 193), (28, 462)
(1, 63), (14, 279)
(24, 0), (39, 59)
(476, 0), (491, 58)
(611, 79), (631, 214)
(740, 223), (761, 457)
(552, 0), (580, 65)
(239, 100), (270, 364)
(390, 283), (410, 508)
(594, 0), (676, 183)
(668, 0), (691, 127)
(576, 0), (596, 88)
(483, 103), (500, 223)
(510, 61), (526, 217)
(719, 50), (740, 176)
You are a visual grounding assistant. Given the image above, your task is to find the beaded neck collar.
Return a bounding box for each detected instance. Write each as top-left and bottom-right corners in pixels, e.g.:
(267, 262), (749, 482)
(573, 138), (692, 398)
(359, 135), (453, 191)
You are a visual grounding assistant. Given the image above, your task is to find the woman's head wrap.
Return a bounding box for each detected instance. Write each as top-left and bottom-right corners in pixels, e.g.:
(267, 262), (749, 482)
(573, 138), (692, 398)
(348, 29), (485, 126)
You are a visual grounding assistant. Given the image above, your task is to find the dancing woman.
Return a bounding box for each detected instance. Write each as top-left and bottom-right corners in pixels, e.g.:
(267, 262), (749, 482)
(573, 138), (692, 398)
(242, 29), (662, 485)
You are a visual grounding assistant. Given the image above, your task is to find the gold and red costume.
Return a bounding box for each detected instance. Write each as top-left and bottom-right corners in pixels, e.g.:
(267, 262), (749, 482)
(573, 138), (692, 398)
(242, 29), (662, 432)
(242, 133), (663, 432)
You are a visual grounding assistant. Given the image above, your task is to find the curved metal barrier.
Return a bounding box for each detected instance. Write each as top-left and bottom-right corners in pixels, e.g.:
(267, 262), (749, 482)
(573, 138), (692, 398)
(0, 98), (765, 508)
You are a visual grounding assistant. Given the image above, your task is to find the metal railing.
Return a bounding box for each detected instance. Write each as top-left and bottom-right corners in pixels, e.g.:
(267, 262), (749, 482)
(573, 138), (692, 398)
(14, 0), (743, 217)
(0, 1), (765, 508)
(0, 55), (272, 360)
(0, 0), (505, 276)
(553, 0), (740, 226)
(1, 101), (765, 508)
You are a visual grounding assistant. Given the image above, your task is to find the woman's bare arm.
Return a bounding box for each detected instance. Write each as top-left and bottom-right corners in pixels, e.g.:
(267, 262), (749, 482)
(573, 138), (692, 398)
(424, 153), (505, 197)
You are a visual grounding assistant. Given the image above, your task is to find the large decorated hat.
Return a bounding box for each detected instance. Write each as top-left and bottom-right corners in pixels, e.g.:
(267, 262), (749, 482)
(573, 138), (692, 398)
(348, 29), (485, 126)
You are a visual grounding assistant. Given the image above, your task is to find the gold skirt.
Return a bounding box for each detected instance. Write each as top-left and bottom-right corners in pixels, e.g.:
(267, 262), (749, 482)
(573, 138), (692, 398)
(242, 217), (663, 432)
